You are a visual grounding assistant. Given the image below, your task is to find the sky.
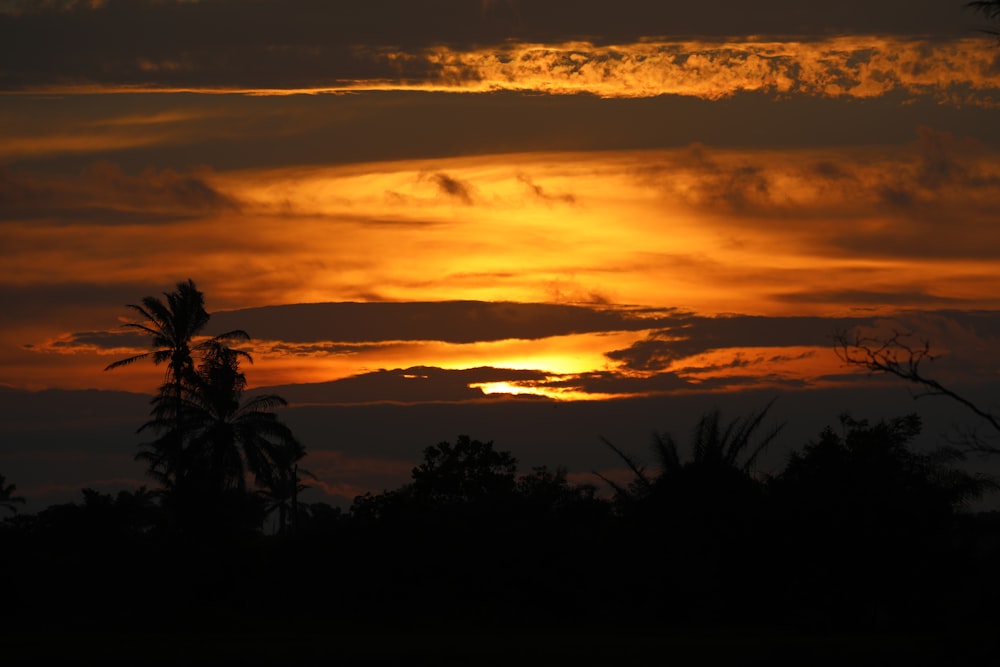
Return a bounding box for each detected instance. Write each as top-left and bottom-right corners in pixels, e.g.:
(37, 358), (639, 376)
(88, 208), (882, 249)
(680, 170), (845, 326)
(2, 0), (1000, 510)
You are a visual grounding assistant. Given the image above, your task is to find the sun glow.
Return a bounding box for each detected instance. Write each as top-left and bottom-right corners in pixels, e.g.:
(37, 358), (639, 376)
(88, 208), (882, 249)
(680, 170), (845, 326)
(238, 331), (647, 388)
(8, 145), (1000, 395)
(470, 379), (622, 402)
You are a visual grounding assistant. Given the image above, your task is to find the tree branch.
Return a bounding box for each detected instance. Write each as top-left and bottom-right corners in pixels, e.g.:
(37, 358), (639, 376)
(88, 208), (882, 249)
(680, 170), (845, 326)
(834, 328), (1000, 455)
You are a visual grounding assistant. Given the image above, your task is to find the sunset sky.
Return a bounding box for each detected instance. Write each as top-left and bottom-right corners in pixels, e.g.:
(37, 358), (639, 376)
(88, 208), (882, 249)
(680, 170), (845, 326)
(2, 0), (1000, 509)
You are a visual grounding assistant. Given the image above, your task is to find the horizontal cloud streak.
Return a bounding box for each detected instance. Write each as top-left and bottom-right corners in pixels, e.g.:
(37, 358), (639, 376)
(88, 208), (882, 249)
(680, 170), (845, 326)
(210, 301), (676, 344)
(0, 0), (981, 92)
(388, 38), (1000, 103)
(0, 162), (237, 221)
(5, 34), (1000, 105)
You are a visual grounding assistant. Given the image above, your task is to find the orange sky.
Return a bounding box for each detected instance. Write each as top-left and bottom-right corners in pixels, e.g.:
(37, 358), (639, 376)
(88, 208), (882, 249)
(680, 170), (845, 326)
(2, 0), (1000, 507)
(6, 138), (1000, 397)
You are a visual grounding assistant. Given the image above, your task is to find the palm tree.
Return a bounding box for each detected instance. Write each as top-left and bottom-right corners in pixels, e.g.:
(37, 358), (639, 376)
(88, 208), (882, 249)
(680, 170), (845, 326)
(258, 462), (315, 535)
(139, 341), (303, 517)
(188, 341), (302, 493)
(596, 403), (785, 624)
(0, 474), (26, 515)
(105, 278), (248, 383)
(597, 399), (784, 509)
(106, 279), (250, 486)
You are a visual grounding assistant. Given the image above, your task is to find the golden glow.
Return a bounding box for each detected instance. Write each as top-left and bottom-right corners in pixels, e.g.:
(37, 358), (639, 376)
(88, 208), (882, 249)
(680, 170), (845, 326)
(107, 331), (643, 390)
(471, 380), (620, 402)
(11, 37), (1000, 102)
(371, 36), (1000, 102)
(472, 381), (547, 397)
(6, 144), (1000, 396)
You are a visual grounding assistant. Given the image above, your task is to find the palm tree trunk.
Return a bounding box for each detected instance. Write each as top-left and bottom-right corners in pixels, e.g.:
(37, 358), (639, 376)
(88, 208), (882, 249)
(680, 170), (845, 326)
(291, 464), (299, 536)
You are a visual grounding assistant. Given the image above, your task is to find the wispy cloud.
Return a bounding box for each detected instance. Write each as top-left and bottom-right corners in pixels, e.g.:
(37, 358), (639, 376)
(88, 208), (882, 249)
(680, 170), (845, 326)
(0, 161), (237, 220)
(388, 38), (1000, 103)
(9, 37), (1000, 105)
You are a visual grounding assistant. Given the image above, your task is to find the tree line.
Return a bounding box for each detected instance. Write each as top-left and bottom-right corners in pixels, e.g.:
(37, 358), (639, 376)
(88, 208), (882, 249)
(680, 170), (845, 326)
(2, 280), (1000, 652)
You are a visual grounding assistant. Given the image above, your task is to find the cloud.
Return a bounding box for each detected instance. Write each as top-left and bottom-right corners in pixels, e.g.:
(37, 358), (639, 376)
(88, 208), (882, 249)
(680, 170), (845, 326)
(605, 337), (680, 372)
(300, 450), (414, 502)
(428, 172), (475, 204)
(828, 310), (1000, 387)
(31, 329), (149, 356)
(0, 161), (237, 221)
(0, 0), (990, 100)
(605, 314), (880, 372)
(774, 289), (974, 308)
(619, 133), (1000, 267)
(544, 370), (695, 395)
(0, 0), (108, 15)
(259, 366), (555, 406)
(517, 173), (576, 204)
(84, 160), (237, 212)
(644, 130), (1000, 215)
(208, 301), (681, 345)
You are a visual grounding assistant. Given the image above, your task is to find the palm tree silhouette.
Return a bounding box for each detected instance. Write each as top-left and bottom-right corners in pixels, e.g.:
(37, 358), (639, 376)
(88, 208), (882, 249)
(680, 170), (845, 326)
(597, 399), (784, 507)
(0, 474), (26, 515)
(105, 278), (249, 384)
(595, 402), (785, 623)
(138, 340), (303, 529)
(106, 279), (250, 490)
(258, 462), (314, 535)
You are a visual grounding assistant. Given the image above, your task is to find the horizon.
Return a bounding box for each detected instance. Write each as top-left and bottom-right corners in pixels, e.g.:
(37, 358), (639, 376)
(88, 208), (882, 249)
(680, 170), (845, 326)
(2, 0), (1000, 512)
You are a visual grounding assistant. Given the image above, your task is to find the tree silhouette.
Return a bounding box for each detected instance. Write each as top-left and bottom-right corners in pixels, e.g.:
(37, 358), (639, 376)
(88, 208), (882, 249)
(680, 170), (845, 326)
(351, 435), (519, 525)
(0, 474), (26, 515)
(597, 399), (784, 510)
(772, 413), (996, 627)
(594, 403), (785, 623)
(106, 279), (251, 483)
(138, 340), (303, 533)
(107, 280), (304, 535)
(516, 465), (603, 516)
(410, 435), (518, 506)
(105, 278), (249, 388)
(834, 328), (1000, 454)
(779, 413), (992, 522)
(258, 462), (314, 536)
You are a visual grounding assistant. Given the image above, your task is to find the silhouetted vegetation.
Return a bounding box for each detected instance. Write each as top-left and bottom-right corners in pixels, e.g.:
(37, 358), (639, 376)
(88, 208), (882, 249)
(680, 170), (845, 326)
(835, 328), (1000, 454)
(4, 284), (999, 662)
(4, 404), (1000, 663)
(0, 473), (25, 515)
(105, 279), (305, 537)
(969, 0), (1000, 34)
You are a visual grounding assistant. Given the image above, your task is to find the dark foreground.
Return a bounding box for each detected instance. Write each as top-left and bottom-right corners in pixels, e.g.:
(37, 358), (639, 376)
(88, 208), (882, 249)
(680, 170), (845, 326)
(4, 622), (999, 666)
(5, 421), (1000, 665)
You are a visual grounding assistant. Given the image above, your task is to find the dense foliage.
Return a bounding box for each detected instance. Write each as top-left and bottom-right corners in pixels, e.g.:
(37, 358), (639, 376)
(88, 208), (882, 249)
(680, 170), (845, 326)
(3, 413), (999, 646)
(3, 281), (998, 661)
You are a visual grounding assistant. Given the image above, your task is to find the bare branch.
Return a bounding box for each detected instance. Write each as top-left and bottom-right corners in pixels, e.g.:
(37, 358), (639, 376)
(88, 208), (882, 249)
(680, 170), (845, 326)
(834, 328), (1000, 455)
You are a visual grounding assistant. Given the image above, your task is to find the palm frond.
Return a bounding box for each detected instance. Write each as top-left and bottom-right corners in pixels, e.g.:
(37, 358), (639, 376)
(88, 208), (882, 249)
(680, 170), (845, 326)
(104, 352), (150, 371)
(121, 320), (168, 341)
(214, 329), (252, 343)
(137, 296), (174, 330)
(968, 0), (1000, 21)
(591, 469), (633, 503)
(240, 394), (289, 413)
(599, 435), (652, 491)
(728, 398), (784, 472)
(651, 431), (681, 475)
